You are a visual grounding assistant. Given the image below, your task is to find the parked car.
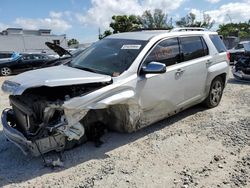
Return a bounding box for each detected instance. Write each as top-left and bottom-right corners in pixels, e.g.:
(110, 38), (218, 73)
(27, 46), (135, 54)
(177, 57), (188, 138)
(0, 44), (85, 76)
(40, 42), (85, 67)
(232, 52), (250, 81)
(228, 41), (250, 64)
(0, 53), (55, 76)
(0, 51), (14, 62)
(1, 29), (229, 156)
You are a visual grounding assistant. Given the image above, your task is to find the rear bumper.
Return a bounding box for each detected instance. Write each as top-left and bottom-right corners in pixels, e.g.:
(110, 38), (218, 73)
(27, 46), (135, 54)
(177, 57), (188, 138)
(1, 109), (38, 155)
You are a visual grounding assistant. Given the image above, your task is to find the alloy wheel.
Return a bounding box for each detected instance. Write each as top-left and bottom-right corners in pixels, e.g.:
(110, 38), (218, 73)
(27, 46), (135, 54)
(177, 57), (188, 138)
(1, 67), (11, 76)
(210, 80), (222, 106)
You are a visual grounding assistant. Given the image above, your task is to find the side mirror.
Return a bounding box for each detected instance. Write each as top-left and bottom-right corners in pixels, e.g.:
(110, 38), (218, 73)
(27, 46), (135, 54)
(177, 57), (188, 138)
(141, 62), (166, 74)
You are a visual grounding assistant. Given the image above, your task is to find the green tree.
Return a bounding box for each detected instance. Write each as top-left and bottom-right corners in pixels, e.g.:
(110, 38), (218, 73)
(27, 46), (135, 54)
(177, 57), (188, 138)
(67, 38), (79, 47)
(110, 15), (142, 33)
(217, 21), (250, 38)
(99, 29), (112, 40)
(176, 13), (214, 29)
(139, 9), (173, 29)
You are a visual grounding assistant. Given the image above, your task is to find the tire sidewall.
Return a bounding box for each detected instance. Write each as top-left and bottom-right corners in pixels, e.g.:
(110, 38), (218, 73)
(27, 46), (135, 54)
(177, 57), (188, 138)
(207, 77), (224, 108)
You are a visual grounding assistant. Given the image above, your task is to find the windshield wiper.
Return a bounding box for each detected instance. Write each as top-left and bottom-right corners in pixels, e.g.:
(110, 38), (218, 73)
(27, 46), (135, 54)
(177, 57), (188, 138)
(73, 65), (100, 74)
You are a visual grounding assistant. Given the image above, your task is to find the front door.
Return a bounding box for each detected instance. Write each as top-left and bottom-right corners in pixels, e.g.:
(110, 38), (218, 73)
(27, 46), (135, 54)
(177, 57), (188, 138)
(136, 37), (184, 125)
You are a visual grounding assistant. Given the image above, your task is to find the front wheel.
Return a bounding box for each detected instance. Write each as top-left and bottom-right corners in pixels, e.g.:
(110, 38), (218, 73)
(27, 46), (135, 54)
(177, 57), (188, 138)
(203, 77), (224, 108)
(0, 67), (12, 76)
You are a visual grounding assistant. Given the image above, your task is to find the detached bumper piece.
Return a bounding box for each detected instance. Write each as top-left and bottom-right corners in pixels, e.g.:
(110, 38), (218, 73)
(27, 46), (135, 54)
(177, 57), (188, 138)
(232, 69), (250, 81)
(1, 109), (65, 156)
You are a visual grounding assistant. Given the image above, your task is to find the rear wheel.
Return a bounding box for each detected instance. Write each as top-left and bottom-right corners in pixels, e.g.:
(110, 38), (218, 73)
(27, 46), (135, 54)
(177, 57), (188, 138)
(0, 67), (12, 76)
(203, 77), (224, 108)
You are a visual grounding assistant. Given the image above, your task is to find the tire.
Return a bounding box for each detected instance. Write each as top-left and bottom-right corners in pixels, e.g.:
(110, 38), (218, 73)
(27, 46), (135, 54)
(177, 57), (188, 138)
(64, 134), (88, 150)
(0, 67), (12, 76)
(203, 76), (224, 108)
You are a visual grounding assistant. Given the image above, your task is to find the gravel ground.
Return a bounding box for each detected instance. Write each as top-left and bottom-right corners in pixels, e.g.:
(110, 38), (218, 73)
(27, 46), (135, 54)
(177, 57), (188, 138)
(0, 71), (249, 188)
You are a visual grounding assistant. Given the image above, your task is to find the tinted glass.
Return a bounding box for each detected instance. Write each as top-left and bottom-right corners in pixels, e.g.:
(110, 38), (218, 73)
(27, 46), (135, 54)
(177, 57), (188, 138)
(235, 44), (244, 49)
(180, 36), (206, 61)
(22, 54), (36, 60)
(145, 38), (180, 66)
(0, 53), (12, 58)
(70, 38), (147, 77)
(209, 34), (227, 52)
(33, 55), (41, 60)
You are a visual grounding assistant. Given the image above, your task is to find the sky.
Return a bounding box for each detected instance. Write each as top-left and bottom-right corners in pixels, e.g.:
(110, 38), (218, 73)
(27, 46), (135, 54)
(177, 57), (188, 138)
(0, 0), (250, 43)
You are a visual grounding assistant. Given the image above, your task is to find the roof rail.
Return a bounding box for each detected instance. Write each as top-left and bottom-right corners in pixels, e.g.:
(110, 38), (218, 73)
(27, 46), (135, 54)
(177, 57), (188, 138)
(132, 28), (170, 32)
(171, 27), (208, 32)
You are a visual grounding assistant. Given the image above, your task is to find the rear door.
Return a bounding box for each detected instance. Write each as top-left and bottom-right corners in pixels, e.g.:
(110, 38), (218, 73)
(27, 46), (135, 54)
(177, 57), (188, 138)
(11, 55), (32, 72)
(177, 36), (210, 106)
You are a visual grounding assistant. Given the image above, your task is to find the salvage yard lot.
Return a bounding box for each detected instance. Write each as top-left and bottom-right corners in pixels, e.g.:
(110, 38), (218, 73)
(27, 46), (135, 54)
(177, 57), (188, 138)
(0, 71), (249, 188)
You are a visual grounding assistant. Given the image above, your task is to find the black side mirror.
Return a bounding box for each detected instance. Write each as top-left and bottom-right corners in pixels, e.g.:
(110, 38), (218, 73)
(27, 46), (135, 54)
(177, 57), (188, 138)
(141, 62), (166, 74)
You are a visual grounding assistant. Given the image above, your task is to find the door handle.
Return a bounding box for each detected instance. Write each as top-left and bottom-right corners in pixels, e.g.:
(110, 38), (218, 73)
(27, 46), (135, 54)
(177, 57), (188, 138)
(206, 60), (213, 66)
(175, 68), (185, 79)
(176, 68), (185, 73)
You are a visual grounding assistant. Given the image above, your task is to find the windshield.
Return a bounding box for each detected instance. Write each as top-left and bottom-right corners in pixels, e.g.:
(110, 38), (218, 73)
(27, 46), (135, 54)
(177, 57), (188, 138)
(71, 48), (85, 57)
(243, 43), (250, 52)
(70, 38), (147, 76)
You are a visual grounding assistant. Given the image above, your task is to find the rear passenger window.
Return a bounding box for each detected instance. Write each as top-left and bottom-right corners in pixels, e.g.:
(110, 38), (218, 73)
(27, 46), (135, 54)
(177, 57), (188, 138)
(209, 35), (227, 52)
(0, 53), (12, 58)
(179, 36), (207, 61)
(144, 38), (180, 66)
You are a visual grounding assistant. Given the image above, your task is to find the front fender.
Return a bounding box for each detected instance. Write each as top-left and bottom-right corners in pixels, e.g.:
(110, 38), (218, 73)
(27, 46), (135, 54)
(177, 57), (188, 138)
(88, 90), (135, 109)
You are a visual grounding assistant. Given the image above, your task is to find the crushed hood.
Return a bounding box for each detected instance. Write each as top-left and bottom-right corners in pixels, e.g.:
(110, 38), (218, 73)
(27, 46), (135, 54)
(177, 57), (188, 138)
(46, 42), (72, 57)
(2, 65), (112, 95)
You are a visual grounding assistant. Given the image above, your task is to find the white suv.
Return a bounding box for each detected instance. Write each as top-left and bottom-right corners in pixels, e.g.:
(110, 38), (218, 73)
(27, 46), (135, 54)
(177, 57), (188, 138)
(1, 29), (229, 156)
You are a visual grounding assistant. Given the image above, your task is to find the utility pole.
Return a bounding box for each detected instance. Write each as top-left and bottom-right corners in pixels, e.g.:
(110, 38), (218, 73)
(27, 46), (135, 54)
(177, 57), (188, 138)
(226, 14), (232, 23)
(98, 27), (102, 40)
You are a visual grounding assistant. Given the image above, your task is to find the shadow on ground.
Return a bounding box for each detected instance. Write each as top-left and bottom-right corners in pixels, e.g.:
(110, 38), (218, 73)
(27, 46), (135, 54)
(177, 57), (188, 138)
(0, 105), (206, 187)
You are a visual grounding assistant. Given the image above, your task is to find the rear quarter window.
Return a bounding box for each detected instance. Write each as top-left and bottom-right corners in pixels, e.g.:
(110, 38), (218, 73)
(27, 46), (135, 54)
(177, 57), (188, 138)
(209, 34), (227, 53)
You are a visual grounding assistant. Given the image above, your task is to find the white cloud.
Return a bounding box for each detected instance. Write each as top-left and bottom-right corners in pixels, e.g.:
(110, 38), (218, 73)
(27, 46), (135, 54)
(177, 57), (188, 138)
(206, 0), (220, 4)
(205, 2), (250, 25)
(14, 12), (72, 33)
(49, 11), (63, 18)
(76, 0), (185, 28)
(190, 9), (204, 22)
(0, 22), (9, 31)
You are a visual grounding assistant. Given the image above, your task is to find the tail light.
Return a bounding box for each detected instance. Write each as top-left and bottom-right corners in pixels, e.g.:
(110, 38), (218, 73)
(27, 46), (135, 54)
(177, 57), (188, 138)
(226, 52), (230, 62)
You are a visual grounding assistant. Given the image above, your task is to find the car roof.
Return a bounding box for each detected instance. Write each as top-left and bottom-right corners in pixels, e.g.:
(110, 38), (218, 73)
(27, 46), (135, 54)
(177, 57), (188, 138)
(107, 30), (218, 41)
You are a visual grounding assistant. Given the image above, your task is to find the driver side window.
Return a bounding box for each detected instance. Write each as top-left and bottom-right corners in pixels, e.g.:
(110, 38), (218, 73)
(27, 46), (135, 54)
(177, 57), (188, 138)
(144, 38), (180, 67)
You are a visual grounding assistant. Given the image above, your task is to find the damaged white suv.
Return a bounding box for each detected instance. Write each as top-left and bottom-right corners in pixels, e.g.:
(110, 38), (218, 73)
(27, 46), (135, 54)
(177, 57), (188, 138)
(1, 29), (229, 156)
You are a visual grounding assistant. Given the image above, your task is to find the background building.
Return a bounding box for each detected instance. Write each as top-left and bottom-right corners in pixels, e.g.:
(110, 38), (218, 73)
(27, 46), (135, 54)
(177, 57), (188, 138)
(0, 28), (67, 53)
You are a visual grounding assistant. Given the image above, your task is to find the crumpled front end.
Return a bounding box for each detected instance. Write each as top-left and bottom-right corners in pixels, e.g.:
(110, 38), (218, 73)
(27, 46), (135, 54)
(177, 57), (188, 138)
(1, 75), (144, 156)
(1, 79), (114, 156)
(2, 109), (66, 156)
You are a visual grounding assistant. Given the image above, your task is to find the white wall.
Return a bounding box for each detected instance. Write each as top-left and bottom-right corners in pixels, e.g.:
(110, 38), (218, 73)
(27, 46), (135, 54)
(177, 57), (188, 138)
(0, 35), (67, 53)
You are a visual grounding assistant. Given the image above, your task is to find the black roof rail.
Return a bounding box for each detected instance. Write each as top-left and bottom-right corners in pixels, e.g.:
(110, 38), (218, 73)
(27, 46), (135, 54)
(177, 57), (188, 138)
(171, 27), (208, 32)
(131, 28), (171, 32)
